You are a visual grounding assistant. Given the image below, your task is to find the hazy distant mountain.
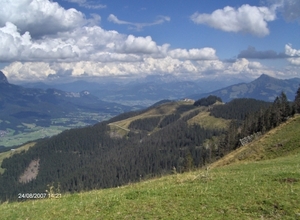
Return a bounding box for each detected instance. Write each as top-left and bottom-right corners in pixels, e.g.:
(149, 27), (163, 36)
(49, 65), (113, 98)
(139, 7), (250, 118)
(190, 74), (300, 102)
(20, 75), (243, 106)
(21, 80), (102, 93)
(0, 71), (132, 134)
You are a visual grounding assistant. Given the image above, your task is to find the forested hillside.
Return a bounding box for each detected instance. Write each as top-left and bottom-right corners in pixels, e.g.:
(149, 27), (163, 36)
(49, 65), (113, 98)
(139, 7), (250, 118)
(0, 87), (299, 202)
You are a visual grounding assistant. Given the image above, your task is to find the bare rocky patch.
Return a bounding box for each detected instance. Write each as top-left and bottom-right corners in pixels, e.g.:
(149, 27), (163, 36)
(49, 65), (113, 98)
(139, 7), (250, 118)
(19, 159), (40, 183)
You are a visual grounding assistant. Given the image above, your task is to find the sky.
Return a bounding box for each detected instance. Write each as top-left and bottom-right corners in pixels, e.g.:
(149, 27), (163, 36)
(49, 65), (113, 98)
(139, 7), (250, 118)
(0, 0), (299, 83)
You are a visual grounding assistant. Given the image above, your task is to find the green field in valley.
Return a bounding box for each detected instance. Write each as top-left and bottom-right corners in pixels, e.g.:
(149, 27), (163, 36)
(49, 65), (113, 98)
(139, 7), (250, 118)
(0, 112), (112, 147)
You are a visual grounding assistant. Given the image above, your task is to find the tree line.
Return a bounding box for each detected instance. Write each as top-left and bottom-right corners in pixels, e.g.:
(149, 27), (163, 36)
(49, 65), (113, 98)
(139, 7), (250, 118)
(216, 89), (299, 156)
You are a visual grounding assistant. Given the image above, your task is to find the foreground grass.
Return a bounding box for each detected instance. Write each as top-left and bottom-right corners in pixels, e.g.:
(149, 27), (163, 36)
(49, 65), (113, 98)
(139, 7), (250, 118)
(1, 152), (299, 219)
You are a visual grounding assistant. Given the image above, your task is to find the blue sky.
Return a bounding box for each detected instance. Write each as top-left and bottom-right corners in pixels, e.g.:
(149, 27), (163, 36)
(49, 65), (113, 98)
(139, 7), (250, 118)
(0, 0), (299, 83)
(60, 0), (299, 58)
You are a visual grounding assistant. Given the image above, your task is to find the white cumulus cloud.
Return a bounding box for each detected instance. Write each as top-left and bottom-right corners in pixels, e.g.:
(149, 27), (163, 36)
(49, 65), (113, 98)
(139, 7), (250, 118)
(190, 4), (276, 37)
(0, 0), (88, 38)
(0, 22), (81, 62)
(285, 44), (300, 56)
(116, 35), (160, 54)
(285, 44), (300, 65)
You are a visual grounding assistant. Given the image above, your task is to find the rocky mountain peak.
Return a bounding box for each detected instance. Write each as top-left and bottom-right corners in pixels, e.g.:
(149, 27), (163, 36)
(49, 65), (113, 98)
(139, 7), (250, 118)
(255, 74), (277, 82)
(0, 71), (8, 84)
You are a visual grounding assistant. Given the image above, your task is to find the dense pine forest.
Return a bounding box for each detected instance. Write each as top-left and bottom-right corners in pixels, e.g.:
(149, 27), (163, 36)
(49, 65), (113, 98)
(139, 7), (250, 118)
(0, 87), (299, 202)
(217, 91), (297, 155)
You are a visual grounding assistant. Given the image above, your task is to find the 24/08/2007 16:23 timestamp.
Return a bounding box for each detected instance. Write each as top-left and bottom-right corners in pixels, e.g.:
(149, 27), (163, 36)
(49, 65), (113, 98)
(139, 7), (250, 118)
(18, 193), (61, 199)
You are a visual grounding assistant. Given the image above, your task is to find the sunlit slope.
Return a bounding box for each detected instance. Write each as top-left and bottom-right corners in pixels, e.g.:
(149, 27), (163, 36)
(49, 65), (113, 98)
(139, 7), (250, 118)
(1, 116), (299, 219)
(211, 114), (300, 168)
(187, 111), (230, 130)
(108, 100), (229, 137)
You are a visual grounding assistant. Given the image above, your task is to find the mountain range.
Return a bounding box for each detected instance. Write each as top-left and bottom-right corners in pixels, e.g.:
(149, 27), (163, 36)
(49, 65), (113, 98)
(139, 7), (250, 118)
(21, 74), (300, 105)
(20, 75), (244, 106)
(190, 74), (300, 102)
(0, 71), (133, 122)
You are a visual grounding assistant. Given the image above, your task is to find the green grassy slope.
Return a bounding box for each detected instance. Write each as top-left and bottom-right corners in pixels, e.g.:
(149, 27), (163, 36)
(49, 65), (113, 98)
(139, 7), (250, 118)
(211, 114), (300, 168)
(0, 115), (299, 219)
(187, 111), (230, 130)
(107, 101), (185, 135)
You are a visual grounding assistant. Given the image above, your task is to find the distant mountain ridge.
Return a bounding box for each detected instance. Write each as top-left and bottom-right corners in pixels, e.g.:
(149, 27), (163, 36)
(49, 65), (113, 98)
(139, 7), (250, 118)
(20, 75), (245, 106)
(0, 71), (131, 117)
(190, 74), (300, 102)
(21, 79), (206, 106)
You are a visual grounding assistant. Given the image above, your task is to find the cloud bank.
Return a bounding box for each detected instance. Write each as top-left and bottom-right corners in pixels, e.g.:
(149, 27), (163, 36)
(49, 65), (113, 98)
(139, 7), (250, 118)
(238, 46), (288, 59)
(285, 44), (300, 65)
(3, 58), (286, 83)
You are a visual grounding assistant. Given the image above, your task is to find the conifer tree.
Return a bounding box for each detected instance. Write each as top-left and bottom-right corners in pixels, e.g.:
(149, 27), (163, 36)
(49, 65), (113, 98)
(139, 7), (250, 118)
(184, 152), (194, 171)
(295, 85), (300, 113)
(279, 92), (290, 121)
